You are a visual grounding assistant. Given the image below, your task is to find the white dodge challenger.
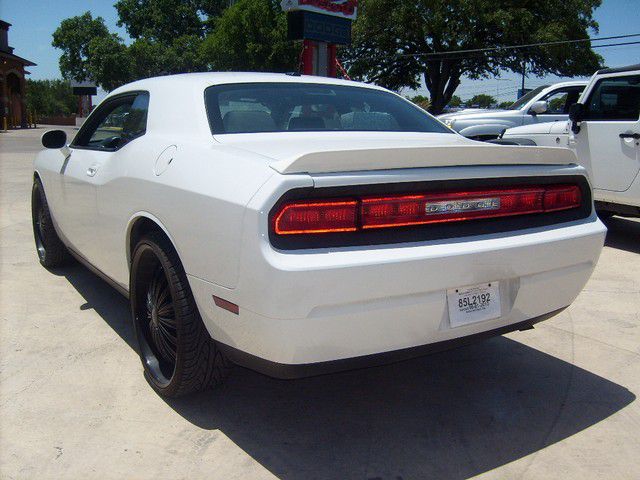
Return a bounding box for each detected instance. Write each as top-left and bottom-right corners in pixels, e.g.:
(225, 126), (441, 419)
(33, 73), (606, 397)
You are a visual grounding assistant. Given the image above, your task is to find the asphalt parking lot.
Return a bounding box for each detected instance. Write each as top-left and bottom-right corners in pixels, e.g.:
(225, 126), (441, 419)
(1, 127), (639, 480)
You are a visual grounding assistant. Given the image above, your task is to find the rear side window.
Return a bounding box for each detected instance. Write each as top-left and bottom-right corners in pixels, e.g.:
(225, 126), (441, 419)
(73, 92), (150, 150)
(584, 76), (640, 121)
(204, 83), (451, 134)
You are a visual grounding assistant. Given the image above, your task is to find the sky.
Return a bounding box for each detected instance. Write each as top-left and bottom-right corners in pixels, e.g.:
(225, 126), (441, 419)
(2, 0), (639, 104)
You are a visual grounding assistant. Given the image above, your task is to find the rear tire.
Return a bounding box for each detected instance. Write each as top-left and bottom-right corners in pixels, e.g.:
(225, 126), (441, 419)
(130, 232), (231, 397)
(31, 178), (71, 268)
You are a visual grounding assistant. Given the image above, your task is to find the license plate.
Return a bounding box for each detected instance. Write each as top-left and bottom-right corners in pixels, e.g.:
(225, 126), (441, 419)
(447, 282), (501, 327)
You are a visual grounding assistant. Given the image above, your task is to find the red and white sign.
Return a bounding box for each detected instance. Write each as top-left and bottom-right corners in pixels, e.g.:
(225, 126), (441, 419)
(281, 0), (358, 20)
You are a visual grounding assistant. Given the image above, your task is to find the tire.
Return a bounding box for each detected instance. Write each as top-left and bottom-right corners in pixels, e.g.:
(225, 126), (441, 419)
(31, 178), (71, 268)
(130, 232), (231, 397)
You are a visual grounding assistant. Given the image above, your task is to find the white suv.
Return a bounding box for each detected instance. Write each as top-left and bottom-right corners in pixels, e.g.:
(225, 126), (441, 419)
(437, 81), (586, 140)
(568, 64), (640, 218)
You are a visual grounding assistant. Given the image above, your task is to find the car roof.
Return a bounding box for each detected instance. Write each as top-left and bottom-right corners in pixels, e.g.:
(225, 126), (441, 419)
(542, 80), (588, 88)
(109, 72), (387, 97)
(104, 72), (395, 139)
(596, 63), (640, 75)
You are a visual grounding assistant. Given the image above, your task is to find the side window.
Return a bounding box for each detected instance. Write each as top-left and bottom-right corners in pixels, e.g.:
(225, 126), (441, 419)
(122, 93), (149, 139)
(585, 76), (640, 121)
(542, 87), (584, 114)
(73, 92), (150, 150)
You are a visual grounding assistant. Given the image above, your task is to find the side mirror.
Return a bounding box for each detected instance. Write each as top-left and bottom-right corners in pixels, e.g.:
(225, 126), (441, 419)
(529, 100), (547, 115)
(568, 103), (584, 134)
(41, 130), (67, 149)
(568, 103), (584, 122)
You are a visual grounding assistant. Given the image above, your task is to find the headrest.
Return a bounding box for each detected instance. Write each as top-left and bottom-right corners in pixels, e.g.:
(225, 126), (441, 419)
(288, 116), (326, 131)
(222, 111), (277, 133)
(340, 111), (399, 130)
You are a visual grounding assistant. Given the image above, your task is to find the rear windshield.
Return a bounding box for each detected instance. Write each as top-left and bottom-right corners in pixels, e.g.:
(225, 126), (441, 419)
(204, 82), (452, 134)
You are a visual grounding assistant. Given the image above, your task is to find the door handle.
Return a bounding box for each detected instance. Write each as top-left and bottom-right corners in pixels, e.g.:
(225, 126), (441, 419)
(86, 166), (98, 177)
(619, 132), (640, 139)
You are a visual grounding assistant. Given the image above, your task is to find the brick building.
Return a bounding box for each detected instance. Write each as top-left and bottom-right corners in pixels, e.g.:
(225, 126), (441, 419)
(1, 20), (36, 128)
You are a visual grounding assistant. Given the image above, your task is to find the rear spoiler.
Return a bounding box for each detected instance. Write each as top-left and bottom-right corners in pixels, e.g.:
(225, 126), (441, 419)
(269, 144), (578, 175)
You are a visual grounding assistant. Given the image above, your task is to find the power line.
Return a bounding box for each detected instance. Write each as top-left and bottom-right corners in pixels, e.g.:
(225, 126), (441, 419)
(397, 40), (640, 62)
(400, 33), (640, 58)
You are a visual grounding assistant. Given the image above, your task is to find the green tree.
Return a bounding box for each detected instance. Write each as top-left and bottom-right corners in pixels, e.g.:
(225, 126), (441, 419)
(86, 34), (134, 91)
(408, 94), (430, 110)
(52, 12), (113, 82)
(468, 94), (497, 108)
(115, 0), (225, 42)
(344, 0), (602, 114)
(52, 9), (209, 90)
(200, 0), (297, 72)
(52, 0), (295, 91)
(448, 95), (463, 108)
(498, 100), (513, 109)
(25, 79), (77, 117)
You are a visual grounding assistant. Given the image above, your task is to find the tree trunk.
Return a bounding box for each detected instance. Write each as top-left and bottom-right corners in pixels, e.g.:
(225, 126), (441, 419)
(424, 60), (461, 115)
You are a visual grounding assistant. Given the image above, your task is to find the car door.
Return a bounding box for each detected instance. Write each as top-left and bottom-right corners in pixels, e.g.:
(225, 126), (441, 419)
(62, 93), (143, 265)
(574, 74), (640, 192)
(91, 92), (151, 281)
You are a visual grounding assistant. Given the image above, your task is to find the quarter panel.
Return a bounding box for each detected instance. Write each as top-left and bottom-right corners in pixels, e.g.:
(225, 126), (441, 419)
(93, 134), (276, 289)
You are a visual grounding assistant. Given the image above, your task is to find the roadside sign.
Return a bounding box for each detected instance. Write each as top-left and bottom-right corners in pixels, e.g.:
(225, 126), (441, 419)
(281, 0), (358, 20)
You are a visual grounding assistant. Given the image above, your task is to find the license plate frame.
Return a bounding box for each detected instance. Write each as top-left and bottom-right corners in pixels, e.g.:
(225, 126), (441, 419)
(447, 282), (501, 328)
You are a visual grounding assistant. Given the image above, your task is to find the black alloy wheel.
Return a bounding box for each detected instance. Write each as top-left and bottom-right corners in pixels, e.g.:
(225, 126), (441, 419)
(31, 179), (70, 268)
(130, 232), (230, 397)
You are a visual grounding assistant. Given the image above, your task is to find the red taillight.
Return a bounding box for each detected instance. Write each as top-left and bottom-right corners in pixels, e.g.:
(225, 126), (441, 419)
(273, 199), (358, 235)
(543, 184), (582, 212)
(272, 185), (582, 235)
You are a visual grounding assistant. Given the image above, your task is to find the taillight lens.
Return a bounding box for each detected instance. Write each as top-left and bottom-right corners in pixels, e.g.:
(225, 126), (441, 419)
(543, 184), (582, 212)
(272, 184), (581, 235)
(273, 199), (358, 235)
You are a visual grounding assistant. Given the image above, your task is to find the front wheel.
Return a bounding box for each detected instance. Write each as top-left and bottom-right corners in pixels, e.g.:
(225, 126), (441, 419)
(130, 232), (230, 397)
(31, 179), (71, 268)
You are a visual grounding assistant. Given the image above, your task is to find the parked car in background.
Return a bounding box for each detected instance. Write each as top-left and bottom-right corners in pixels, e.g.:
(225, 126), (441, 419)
(495, 119), (572, 147)
(568, 64), (640, 218)
(33, 73), (605, 397)
(438, 81), (587, 140)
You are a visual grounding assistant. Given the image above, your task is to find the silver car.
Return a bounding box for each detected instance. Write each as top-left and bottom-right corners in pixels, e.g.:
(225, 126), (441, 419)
(438, 81), (586, 140)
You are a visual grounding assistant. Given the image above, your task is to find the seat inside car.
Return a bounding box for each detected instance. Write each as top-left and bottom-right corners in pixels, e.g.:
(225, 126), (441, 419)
(223, 110), (277, 133)
(341, 111), (399, 130)
(287, 116), (326, 131)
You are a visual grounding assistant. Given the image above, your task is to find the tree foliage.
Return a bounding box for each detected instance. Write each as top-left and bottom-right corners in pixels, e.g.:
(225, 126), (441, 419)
(468, 94), (496, 108)
(52, 0), (297, 91)
(408, 94), (430, 110)
(448, 95), (463, 107)
(26, 79), (77, 117)
(344, 0), (603, 114)
(52, 12), (112, 83)
(115, 0), (216, 42)
(200, 0), (297, 72)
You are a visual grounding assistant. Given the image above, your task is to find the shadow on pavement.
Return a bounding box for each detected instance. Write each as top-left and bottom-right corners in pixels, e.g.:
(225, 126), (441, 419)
(54, 264), (136, 350)
(604, 216), (640, 254)
(57, 263), (635, 480)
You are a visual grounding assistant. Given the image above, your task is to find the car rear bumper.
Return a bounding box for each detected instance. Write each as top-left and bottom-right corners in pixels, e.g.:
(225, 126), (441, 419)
(214, 312), (561, 379)
(189, 214), (606, 372)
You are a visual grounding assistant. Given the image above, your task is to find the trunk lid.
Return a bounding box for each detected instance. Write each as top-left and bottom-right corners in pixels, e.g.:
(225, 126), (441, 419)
(214, 131), (578, 174)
